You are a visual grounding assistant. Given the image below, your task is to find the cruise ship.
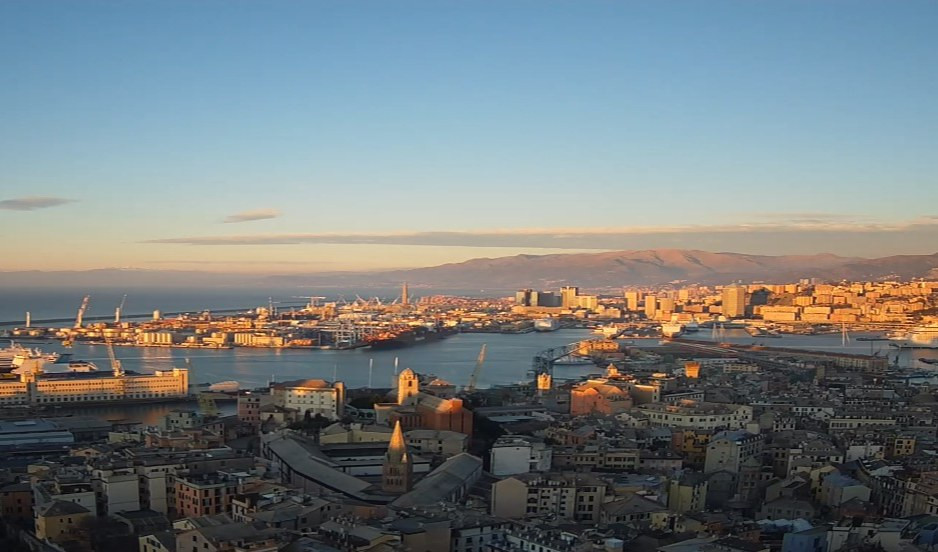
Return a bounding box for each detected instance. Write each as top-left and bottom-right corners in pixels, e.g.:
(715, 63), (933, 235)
(0, 343), (62, 373)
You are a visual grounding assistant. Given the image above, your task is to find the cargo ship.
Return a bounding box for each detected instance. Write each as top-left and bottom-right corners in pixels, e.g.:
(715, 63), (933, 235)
(366, 325), (458, 350)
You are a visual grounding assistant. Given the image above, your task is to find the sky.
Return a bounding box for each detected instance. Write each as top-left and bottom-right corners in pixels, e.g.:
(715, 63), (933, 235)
(1, 0), (937, 274)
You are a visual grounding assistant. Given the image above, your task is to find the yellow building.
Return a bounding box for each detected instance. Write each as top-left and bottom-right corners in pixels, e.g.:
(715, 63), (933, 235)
(35, 500), (93, 544)
(0, 368), (189, 406)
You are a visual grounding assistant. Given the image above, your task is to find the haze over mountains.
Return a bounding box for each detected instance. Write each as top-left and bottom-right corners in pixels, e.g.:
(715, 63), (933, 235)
(3, 249), (938, 291)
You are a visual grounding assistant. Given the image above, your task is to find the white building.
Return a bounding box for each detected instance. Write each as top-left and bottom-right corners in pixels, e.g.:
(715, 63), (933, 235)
(270, 379), (346, 420)
(489, 436), (552, 476)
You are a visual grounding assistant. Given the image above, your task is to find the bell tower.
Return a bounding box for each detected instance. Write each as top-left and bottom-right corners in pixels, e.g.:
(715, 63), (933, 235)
(397, 368), (419, 405)
(382, 420), (412, 493)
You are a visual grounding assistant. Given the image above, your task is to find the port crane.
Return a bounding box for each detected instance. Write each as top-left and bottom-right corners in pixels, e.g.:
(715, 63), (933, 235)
(105, 337), (124, 377)
(74, 295), (90, 329)
(115, 294), (127, 323)
(466, 344), (487, 392)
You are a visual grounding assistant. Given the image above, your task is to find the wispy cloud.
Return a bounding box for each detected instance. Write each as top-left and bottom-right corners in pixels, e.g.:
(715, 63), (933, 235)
(222, 208), (281, 223)
(144, 218), (938, 252)
(0, 196), (75, 211)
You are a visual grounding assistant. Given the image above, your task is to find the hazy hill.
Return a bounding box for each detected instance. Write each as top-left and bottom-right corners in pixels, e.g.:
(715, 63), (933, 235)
(3, 249), (938, 290)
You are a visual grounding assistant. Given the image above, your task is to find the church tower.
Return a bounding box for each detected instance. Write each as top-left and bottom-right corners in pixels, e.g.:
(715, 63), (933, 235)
(382, 420), (412, 493)
(397, 368), (419, 405)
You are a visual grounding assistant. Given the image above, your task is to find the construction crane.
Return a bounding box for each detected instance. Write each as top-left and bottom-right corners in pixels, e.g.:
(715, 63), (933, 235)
(466, 344), (487, 392)
(74, 295), (90, 329)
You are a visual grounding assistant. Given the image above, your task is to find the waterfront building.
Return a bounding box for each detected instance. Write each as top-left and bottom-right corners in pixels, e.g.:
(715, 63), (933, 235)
(0, 368), (189, 407)
(270, 378), (346, 420)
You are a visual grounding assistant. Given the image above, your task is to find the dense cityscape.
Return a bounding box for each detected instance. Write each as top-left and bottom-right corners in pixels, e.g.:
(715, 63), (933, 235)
(0, 278), (937, 552)
(4, 2), (937, 552)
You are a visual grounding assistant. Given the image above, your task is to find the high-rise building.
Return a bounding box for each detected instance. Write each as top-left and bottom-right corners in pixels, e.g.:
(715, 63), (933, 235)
(722, 284), (747, 318)
(561, 286), (579, 309)
(658, 297), (675, 315)
(644, 295), (657, 319)
(401, 282), (409, 306)
(382, 420), (413, 493)
(624, 290), (642, 311)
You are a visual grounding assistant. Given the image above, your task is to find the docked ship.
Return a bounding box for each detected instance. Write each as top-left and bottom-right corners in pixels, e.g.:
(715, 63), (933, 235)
(684, 316), (700, 333)
(889, 323), (938, 349)
(534, 318), (561, 332)
(367, 325), (458, 350)
(661, 322), (684, 339)
(0, 343), (63, 373)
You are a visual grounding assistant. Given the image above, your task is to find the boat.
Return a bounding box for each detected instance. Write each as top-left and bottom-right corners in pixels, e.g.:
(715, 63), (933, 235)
(684, 317), (700, 333)
(209, 380), (240, 392)
(661, 322), (684, 338)
(889, 324), (938, 349)
(0, 343), (62, 373)
(919, 358), (938, 366)
(534, 318), (561, 332)
(553, 356), (596, 366)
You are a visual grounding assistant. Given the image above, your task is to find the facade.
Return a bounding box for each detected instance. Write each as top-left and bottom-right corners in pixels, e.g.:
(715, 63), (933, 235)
(489, 436), (552, 476)
(491, 473), (608, 522)
(638, 401), (753, 430)
(35, 500), (93, 545)
(570, 379), (634, 416)
(704, 431), (765, 474)
(175, 474), (241, 518)
(0, 368), (189, 406)
(237, 393), (262, 428)
(270, 378), (346, 420)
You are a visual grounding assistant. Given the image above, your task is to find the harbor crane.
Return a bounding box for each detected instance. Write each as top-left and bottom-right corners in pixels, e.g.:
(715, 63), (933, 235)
(74, 295), (90, 329)
(466, 344), (487, 392)
(115, 294), (127, 324)
(104, 337), (123, 377)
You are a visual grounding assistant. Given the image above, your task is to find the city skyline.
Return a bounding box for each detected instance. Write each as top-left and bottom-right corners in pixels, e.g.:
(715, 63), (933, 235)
(2, 1), (937, 272)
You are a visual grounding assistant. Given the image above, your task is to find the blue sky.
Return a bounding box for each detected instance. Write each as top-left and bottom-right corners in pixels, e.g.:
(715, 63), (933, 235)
(1, 1), (936, 272)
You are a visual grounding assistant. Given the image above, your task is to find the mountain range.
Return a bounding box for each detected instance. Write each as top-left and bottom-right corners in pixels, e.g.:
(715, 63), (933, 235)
(3, 249), (937, 291)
